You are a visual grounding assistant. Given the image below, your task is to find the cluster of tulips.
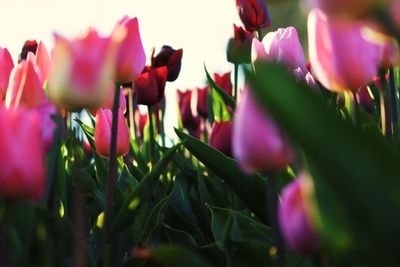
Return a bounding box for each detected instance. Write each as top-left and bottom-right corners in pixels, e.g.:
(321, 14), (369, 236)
(1, 0), (400, 266)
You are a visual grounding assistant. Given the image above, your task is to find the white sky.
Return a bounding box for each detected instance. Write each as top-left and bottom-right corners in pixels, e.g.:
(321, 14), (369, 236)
(0, 0), (242, 139)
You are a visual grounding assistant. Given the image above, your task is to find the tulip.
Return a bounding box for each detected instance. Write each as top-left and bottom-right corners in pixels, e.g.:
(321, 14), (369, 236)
(0, 108), (46, 200)
(177, 90), (201, 132)
(19, 40), (38, 62)
(152, 45), (183, 82)
(310, 0), (378, 18)
(0, 47), (14, 101)
(114, 16), (146, 83)
(5, 52), (47, 109)
(214, 72), (233, 96)
(48, 28), (119, 110)
(252, 26), (307, 71)
(308, 9), (396, 92)
(134, 66), (168, 106)
(236, 0), (270, 32)
(35, 41), (51, 84)
(209, 120), (233, 157)
(196, 86), (209, 119)
(36, 103), (57, 151)
(278, 173), (319, 254)
(94, 108), (130, 158)
(135, 109), (148, 140)
(227, 24), (254, 64)
(232, 88), (295, 172)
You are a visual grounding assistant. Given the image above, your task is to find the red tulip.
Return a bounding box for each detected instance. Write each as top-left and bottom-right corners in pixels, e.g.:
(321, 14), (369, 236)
(5, 52), (47, 109)
(214, 72), (233, 96)
(209, 120), (233, 157)
(278, 173), (319, 254)
(177, 90), (201, 132)
(236, 0), (270, 32)
(134, 66), (168, 106)
(0, 47), (14, 101)
(196, 86), (209, 119)
(94, 108), (130, 158)
(135, 109), (148, 140)
(19, 40), (38, 62)
(0, 108), (46, 200)
(48, 28), (118, 110)
(114, 16), (146, 83)
(227, 24), (254, 64)
(152, 45), (183, 82)
(232, 88), (295, 172)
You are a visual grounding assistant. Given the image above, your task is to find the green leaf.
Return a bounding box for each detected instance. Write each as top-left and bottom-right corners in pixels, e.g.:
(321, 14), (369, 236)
(175, 128), (267, 222)
(247, 62), (400, 261)
(108, 144), (180, 238)
(211, 87), (231, 122)
(205, 64), (236, 110)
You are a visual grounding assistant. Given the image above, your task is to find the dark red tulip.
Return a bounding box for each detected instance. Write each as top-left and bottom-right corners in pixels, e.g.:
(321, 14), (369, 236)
(134, 66), (168, 106)
(135, 109), (148, 140)
(214, 72), (233, 96)
(209, 121), (233, 157)
(227, 24), (253, 64)
(236, 0), (270, 32)
(19, 40), (38, 62)
(177, 90), (201, 132)
(196, 86), (209, 119)
(152, 45), (183, 82)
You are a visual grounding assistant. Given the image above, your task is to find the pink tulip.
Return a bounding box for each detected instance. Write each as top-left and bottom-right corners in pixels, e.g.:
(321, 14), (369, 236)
(114, 16), (146, 83)
(0, 108), (46, 200)
(209, 120), (233, 157)
(35, 41), (51, 84)
(232, 88), (295, 172)
(89, 83), (127, 116)
(36, 103), (57, 151)
(278, 173), (319, 254)
(5, 52), (47, 109)
(0, 47), (14, 101)
(252, 26), (306, 71)
(48, 28), (118, 110)
(308, 9), (395, 92)
(94, 108), (130, 158)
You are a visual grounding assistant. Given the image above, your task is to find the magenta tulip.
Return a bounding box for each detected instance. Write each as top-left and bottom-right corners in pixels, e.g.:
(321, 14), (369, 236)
(114, 16), (146, 83)
(94, 108), (130, 158)
(0, 47), (14, 101)
(209, 120), (233, 157)
(236, 0), (270, 32)
(278, 173), (319, 254)
(36, 103), (57, 151)
(232, 88), (295, 172)
(0, 108), (46, 200)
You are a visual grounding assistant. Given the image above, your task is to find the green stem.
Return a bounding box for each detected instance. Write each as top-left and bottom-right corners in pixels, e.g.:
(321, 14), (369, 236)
(352, 91), (359, 127)
(234, 63), (239, 101)
(128, 89), (137, 142)
(380, 72), (392, 138)
(148, 105), (155, 165)
(160, 108), (166, 147)
(389, 68), (399, 138)
(256, 29), (263, 41)
(101, 83), (121, 265)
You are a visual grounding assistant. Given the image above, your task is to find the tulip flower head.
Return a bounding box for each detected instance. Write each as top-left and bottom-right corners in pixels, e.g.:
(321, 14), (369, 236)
(177, 89), (201, 133)
(209, 120), (233, 157)
(232, 88), (295, 172)
(134, 66), (168, 106)
(94, 108), (130, 158)
(0, 47), (14, 100)
(19, 40), (38, 62)
(114, 16), (146, 83)
(214, 72), (233, 96)
(278, 172), (319, 254)
(196, 86), (209, 119)
(0, 108), (46, 200)
(152, 45), (183, 82)
(227, 24), (254, 64)
(236, 0), (270, 32)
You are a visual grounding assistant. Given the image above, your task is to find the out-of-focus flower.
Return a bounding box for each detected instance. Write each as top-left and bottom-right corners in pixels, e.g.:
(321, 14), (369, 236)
(19, 40), (38, 62)
(134, 66), (168, 106)
(358, 86), (375, 113)
(278, 172), (319, 254)
(236, 0), (270, 32)
(214, 72), (233, 96)
(89, 83), (127, 116)
(94, 108), (130, 158)
(196, 86), (209, 119)
(209, 120), (233, 157)
(252, 26), (306, 71)
(35, 41), (51, 84)
(0, 108), (46, 200)
(0, 47), (14, 101)
(113, 16), (146, 83)
(177, 89), (201, 132)
(37, 103), (57, 152)
(5, 52), (47, 109)
(152, 45), (183, 82)
(308, 8), (398, 92)
(232, 88), (295, 172)
(48, 28), (119, 110)
(306, 0), (378, 18)
(227, 24), (254, 64)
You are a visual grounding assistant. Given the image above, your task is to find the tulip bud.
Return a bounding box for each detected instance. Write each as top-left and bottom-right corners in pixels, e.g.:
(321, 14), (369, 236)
(0, 47), (14, 101)
(134, 66), (168, 106)
(308, 9), (395, 92)
(252, 26), (307, 71)
(227, 24), (254, 64)
(6, 52), (47, 109)
(236, 0), (271, 32)
(48, 28), (118, 110)
(214, 72), (233, 96)
(94, 108), (130, 158)
(209, 120), (233, 157)
(232, 88), (295, 172)
(152, 45), (183, 82)
(114, 16), (146, 83)
(196, 86), (209, 119)
(177, 90), (201, 132)
(19, 40), (38, 62)
(0, 108), (46, 200)
(278, 172), (319, 254)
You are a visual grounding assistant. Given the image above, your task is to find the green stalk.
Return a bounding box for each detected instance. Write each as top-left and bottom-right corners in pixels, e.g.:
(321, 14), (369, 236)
(352, 91), (359, 127)
(148, 105), (155, 165)
(380, 72), (393, 138)
(234, 63), (239, 102)
(389, 68), (399, 138)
